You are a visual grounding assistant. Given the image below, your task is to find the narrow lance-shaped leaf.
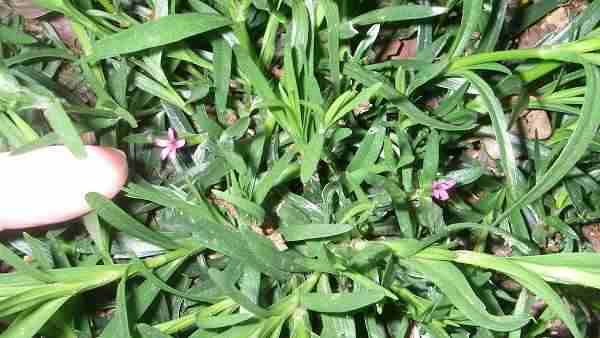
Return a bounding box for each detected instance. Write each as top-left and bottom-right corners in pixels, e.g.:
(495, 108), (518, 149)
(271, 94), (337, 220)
(98, 258), (187, 338)
(87, 14), (231, 63)
(86, 193), (180, 250)
(302, 290), (385, 313)
(493, 63), (600, 225)
(212, 38), (232, 116)
(408, 258), (530, 331)
(117, 266), (133, 338)
(44, 100), (86, 159)
(322, 0), (341, 93)
(1, 296), (70, 338)
(351, 5), (447, 25)
(208, 268), (270, 318)
(0, 242), (55, 283)
(279, 223), (353, 242)
(300, 132), (324, 184)
(343, 63), (476, 131)
(448, 0), (483, 58)
(452, 250), (583, 338)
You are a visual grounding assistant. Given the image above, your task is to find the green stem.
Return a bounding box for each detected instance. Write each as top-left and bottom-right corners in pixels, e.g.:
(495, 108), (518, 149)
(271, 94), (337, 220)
(450, 37), (600, 73)
(153, 274), (321, 335)
(143, 247), (198, 270)
(155, 298), (237, 334)
(518, 62), (562, 83)
(450, 49), (542, 70)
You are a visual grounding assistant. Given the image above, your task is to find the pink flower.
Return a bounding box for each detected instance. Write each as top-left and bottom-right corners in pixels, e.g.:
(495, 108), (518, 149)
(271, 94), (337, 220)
(431, 179), (456, 201)
(154, 128), (185, 161)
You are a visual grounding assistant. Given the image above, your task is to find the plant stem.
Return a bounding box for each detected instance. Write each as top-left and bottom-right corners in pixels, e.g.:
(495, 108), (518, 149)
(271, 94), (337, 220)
(143, 247), (199, 270)
(450, 49), (542, 70)
(154, 298), (237, 334)
(450, 37), (600, 72)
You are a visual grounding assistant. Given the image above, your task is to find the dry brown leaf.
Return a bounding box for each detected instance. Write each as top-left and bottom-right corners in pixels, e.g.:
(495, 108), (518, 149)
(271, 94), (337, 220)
(582, 224), (600, 252)
(518, 7), (569, 49)
(518, 109), (552, 140)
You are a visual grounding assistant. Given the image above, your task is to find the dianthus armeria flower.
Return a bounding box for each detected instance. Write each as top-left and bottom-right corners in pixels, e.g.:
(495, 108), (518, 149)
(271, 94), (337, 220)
(431, 178), (456, 201)
(155, 128), (185, 161)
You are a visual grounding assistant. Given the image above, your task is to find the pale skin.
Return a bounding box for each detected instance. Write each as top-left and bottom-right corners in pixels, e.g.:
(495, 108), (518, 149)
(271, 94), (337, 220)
(0, 146), (128, 230)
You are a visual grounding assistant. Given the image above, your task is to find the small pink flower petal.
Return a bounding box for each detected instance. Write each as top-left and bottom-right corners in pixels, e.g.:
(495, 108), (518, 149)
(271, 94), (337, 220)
(168, 128), (177, 142)
(441, 179), (456, 189)
(160, 147), (171, 161)
(174, 139), (186, 148)
(154, 138), (170, 147)
(437, 190), (449, 201)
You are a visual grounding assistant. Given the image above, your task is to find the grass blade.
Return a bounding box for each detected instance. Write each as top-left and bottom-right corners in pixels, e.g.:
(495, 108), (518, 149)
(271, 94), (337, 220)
(1, 296), (70, 338)
(448, 0), (483, 58)
(88, 14), (231, 63)
(44, 100), (86, 159)
(492, 64), (600, 225)
(408, 258), (529, 331)
(86, 193), (180, 250)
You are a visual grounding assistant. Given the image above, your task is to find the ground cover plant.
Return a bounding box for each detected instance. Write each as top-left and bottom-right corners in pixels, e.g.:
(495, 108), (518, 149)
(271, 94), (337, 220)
(3, 0), (600, 337)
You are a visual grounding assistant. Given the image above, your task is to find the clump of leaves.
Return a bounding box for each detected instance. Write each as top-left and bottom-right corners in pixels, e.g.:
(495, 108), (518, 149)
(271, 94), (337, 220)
(2, 0), (600, 337)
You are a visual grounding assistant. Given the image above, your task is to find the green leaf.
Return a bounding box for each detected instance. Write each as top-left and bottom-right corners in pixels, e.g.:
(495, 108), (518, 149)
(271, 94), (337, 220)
(0, 242), (55, 283)
(493, 64), (600, 225)
(208, 268), (270, 318)
(88, 14), (231, 63)
(0, 284), (76, 317)
(279, 223), (353, 242)
(4, 48), (76, 66)
(86, 193), (180, 250)
(448, 0), (483, 58)
(325, 83), (382, 127)
(303, 290), (385, 313)
(1, 296), (70, 338)
(343, 63), (475, 131)
(23, 233), (54, 270)
(0, 25), (37, 44)
(322, 0), (341, 93)
(406, 59), (449, 95)
(347, 124), (385, 176)
(82, 212), (113, 265)
(44, 100), (86, 159)
(124, 184), (289, 279)
(116, 266), (132, 338)
(351, 5), (447, 25)
(137, 324), (174, 338)
(212, 38), (232, 116)
(301, 133), (324, 184)
(254, 149), (297, 203)
(421, 129), (439, 189)
(130, 255), (213, 303)
(478, 0), (509, 52)
(318, 275), (357, 338)
(509, 253), (600, 290)
(212, 190), (265, 221)
(233, 45), (279, 103)
(99, 258), (187, 338)
(458, 71), (520, 189)
(408, 258), (530, 331)
(453, 250), (582, 338)
(196, 313), (254, 329)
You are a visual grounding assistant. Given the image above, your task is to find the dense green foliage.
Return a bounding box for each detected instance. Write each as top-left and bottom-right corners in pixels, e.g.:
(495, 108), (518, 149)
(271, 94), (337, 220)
(2, 0), (600, 337)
